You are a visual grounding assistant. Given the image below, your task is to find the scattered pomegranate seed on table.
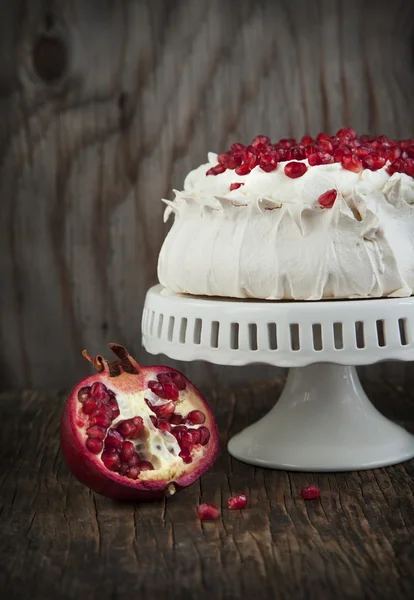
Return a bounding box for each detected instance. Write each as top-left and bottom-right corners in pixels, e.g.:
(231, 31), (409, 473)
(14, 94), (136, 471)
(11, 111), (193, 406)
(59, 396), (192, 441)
(196, 503), (220, 520)
(227, 494), (248, 510)
(300, 485), (321, 500)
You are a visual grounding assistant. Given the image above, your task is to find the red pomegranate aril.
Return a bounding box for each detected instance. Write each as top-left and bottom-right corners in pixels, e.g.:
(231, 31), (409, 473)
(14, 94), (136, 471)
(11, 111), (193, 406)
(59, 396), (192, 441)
(119, 464), (129, 476)
(78, 387), (90, 403)
(127, 466), (140, 480)
(218, 152), (241, 169)
(82, 398), (101, 415)
(152, 400), (175, 419)
(190, 429), (201, 444)
(336, 127), (356, 139)
(169, 372), (187, 390)
(179, 451), (192, 464)
(139, 461), (154, 471)
(169, 413), (183, 425)
(290, 145), (306, 161)
(89, 411), (112, 427)
(318, 152), (334, 165)
(86, 438), (103, 454)
(117, 417), (144, 440)
(90, 382), (109, 401)
(307, 153), (321, 166)
(230, 182), (244, 191)
(405, 147), (414, 159)
(163, 382), (179, 401)
(158, 419), (172, 433)
(341, 154), (362, 172)
(235, 164), (251, 176)
(301, 135), (313, 146)
(104, 429), (124, 450)
(259, 154), (278, 172)
(279, 138), (296, 149)
(101, 450), (121, 472)
(196, 503), (219, 520)
(127, 454), (140, 467)
(251, 135), (271, 148)
(404, 159), (414, 177)
(108, 398), (120, 419)
(387, 147), (402, 162)
(86, 425), (106, 440)
(284, 161), (307, 178)
(199, 427), (210, 446)
(243, 150), (258, 170)
(316, 140), (333, 154)
(227, 494), (248, 510)
(149, 414), (158, 426)
(206, 164), (226, 176)
(186, 410), (206, 425)
(362, 153), (386, 171)
(301, 485), (320, 500)
(148, 381), (167, 399)
(355, 146), (371, 159)
(231, 143), (245, 155)
(120, 441), (135, 461)
(318, 189), (337, 208)
(387, 158), (405, 175)
(180, 431), (194, 451)
(333, 147), (351, 162)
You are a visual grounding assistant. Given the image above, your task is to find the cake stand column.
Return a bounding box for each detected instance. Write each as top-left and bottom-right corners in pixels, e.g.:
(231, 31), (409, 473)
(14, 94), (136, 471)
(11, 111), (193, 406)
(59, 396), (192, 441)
(227, 363), (414, 471)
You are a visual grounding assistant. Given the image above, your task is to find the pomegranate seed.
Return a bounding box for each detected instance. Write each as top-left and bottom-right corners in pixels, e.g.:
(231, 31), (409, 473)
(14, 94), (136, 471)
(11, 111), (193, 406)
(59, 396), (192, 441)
(104, 429), (124, 450)
(179, 450), (192, 463)
(227, 494), (248, 510)
(355, 146), (371, 158)
(386, 147), (402, 162)
(186, 410), (206, 425)
(259, 154), (278, 172)
(290, 145), (306, 161)
(148, 381), (167, 399)
(90, 382), (109, 401)
(231, 142), (245, 155)
(218, 152), (241, 169)
(318, 152), (334, 165)
(127, 466), (140, 480)
(158, 419), (172, 433)
(152, 400), (175, 419)
(120, 441), (135, 461)
(196, 503), (219, 520)
(119, 464), (129, 475)
(305, 144), (317, 158)
(316, 140), (333, 154)
(318, 189), (337, 208)
(149, 414), (158, 426)
(168, 372), (186, 391)
(230, 182), (244, 191)
(336, 127), (356, 139)
(275, 148), (292, 161)
(301, 485), (320, 500)
(235, 164), (251, 176)
(180, 431), (194, 451)
(242, 149), (258, 169)
(341, 154), (362, 172)
(387, 158), (405, 175)
(191, 429), (201, 444)
(86, 425), (106, 440)
(78, 386), (90, 402)
(169, 413), (183, 425)
(139, 461), (154, 471)
(307, 153), (321, 166)
(301, 135), (313, 146)
(101, 450), (121, 472)
(198, 426), (210, 446)
(206, 164), (226, 176)
(333, 146), (351, 162)
(108, 397), (120, 419)
(163, 382), (179, 401)
(86, 438), (103, 454)
(251, 135), (271, 148)
(279, 138), (296, 149)
(82, 398), (101, 415)
(116, 417), (144, 440)
(362, 153), (386, 171)
(405, 147), (414, 159)
(284, 161), (307, 178)
(127, 454), (140, 467)
(404, 159), (414, 177)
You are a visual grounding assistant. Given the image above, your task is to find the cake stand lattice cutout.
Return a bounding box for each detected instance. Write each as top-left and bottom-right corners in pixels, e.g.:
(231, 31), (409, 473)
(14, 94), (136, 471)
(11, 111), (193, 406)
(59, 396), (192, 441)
(142, 285), (414, 471)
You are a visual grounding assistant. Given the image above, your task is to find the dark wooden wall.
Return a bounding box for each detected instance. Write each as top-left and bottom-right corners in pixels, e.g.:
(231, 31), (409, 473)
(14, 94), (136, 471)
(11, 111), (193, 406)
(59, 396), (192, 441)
(1, 0), (414, 390)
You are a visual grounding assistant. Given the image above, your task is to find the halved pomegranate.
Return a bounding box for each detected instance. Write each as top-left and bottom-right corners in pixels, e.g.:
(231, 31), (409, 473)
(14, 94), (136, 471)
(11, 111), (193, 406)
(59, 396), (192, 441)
(60, 344), (219, 500)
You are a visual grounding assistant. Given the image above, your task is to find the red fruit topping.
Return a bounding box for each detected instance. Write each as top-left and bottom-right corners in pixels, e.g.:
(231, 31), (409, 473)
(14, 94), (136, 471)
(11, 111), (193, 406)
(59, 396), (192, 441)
(404, 159), (414, 177)
(387, 159), (405, 175)
(206, 164), (226, 176)
(231, 143), (245, 155)
(284, 161), (307, 178)
(362, 153), (386, 171)
(218, 152), (241, 169)
(290, 145), (306, 161)
(60, 345), (219, 500)
(229, 182), (244, 191)
(279, 138), (296, 149)
(318, 189), (337, 208)
(341, 154), (362, 172)
(242, 148), (259, 169)
(316, 139), (333, 154)
(333, 146), (351, 162)
(317, 132), (330, 141)
(186, 410), (206, 425)
(308, 153), (322, 166)
(196, 503), (220, 520)
(235, 164), (251, 176)
(227, 494), (248, 510)
(259, 154), (278, 172)
(251, 135), (271, 148)
(301, 135), (314, 146)
(301, 485), (320, 500)
(318, 152), (334, 165)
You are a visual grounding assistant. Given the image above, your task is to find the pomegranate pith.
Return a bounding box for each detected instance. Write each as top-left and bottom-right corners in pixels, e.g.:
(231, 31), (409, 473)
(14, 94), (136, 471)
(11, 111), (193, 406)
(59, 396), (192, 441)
(60, 344), (219, 500)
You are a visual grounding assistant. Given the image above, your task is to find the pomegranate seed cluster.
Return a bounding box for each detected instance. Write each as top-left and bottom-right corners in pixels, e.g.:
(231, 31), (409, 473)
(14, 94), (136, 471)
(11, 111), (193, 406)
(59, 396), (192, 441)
(78, 373), (211, 480)
(206, 129), (414, 183)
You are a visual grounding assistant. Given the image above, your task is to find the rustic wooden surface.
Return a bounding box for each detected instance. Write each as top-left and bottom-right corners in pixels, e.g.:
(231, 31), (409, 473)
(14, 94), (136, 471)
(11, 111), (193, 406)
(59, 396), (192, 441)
(1, 0), (414, 389)
(1, 376), (413, 599)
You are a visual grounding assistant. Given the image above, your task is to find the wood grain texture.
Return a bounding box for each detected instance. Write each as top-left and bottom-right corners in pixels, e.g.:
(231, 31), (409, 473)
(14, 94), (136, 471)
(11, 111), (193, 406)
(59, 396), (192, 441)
(1, 376), (414, 599)
(1, 0), (414, 389)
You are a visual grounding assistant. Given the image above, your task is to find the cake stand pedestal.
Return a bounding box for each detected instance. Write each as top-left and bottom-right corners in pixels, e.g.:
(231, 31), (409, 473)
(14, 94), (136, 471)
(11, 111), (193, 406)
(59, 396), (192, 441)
(142, 285), (414, 471)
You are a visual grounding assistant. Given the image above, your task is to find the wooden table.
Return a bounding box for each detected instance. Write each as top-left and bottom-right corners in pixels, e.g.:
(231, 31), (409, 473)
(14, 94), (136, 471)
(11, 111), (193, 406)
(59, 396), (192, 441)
(1, 377), (413, 599)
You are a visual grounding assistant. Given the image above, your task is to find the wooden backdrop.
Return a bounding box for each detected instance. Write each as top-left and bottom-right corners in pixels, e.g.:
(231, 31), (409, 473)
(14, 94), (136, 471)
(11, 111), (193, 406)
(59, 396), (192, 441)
(1, 0), (414, 390)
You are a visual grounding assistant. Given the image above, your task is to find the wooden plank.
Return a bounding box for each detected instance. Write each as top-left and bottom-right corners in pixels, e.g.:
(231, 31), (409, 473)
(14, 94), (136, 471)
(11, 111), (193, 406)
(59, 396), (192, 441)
(0, 377), (413, 599)
(1, 0), (414, 388)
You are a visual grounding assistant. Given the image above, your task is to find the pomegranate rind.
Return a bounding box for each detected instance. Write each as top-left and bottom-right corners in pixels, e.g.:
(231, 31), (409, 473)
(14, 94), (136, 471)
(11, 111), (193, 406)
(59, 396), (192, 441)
(60, 348), (219, 501)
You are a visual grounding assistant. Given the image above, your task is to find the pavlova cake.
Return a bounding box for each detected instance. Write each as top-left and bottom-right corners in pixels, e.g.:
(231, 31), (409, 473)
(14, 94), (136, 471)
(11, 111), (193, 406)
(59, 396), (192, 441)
(158, 129), (414, 300)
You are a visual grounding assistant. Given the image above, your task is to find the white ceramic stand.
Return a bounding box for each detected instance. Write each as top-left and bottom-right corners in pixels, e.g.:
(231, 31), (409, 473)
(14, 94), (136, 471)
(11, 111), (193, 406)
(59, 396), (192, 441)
(142, 285), (414, 471)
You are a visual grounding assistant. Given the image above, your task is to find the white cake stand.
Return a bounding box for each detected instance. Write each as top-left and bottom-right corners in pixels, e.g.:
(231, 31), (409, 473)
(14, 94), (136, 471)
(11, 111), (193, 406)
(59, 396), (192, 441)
(141, 285), (414, 471)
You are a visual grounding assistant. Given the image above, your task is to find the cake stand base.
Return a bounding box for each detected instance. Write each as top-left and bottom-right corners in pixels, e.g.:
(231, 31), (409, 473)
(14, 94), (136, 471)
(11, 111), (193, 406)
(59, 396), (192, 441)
(228, 363), (414, 471)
